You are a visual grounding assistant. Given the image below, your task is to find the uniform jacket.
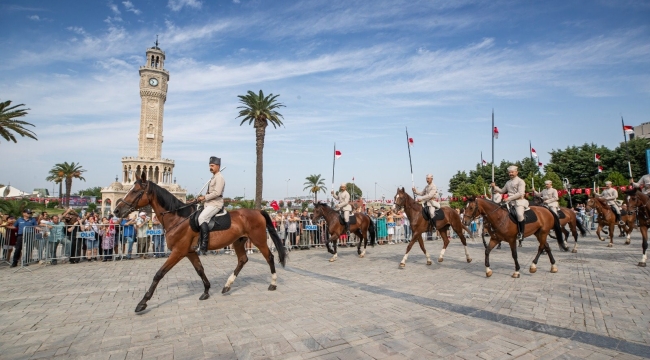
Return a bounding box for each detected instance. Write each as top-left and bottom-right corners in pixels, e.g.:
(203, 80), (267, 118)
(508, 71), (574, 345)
(598, 188), (619, 206)
(494, 177), (529, 207)
(633, 174), (650, 194)
(535, 188), (559, 209)
(415, 183), (440, 208)
(204, 172), (225, 208)
(333, 190), (352, 211)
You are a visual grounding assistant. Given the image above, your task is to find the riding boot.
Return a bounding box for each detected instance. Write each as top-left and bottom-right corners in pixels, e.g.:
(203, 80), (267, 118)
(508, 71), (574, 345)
(345, 221), (350, 236)
(199, 223), (210, 253)
(616, 213), (624, 226)
(517, 220), (525, 242)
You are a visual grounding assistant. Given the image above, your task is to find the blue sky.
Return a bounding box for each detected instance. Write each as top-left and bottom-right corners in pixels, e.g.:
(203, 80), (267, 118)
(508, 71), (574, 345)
(1, 0), (649, 201)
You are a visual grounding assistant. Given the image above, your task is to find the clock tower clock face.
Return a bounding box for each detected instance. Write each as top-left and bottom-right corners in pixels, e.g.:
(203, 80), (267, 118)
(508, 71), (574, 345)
(149, 78), (159, 86)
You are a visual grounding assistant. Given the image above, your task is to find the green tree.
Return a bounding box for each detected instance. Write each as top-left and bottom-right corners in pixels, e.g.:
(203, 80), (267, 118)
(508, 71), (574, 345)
(450, 182), (479, 209)
(237, 90), (285, 209)
(0, 199), (34, 217)
(607, 138), (650, 181)
(605, 171), (627, 186)
(186, 194), (196, 202)
(345, 182), (363, 200)
(45, 169), (64, 203)
(0, 100), (37, 144)
(546, 143), (612, 189)
(47, 162), (86, 207)
(77, 186), (102, 197)
(448, 170), (469, 193)
(303, 174), (327, 202)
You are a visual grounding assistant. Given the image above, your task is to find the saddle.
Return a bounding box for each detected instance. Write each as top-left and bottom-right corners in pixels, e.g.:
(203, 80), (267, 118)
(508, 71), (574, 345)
(558, 209), (566, 219)
(508, 206), (538, 224)
(620, 210), (628, 216)
(338, 212), (357, 225)
(422, 207), (444, 223)
(189, 209), (231, 233)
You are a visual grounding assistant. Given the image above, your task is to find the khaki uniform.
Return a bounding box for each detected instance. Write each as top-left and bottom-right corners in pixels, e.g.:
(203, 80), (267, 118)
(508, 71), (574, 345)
(491, 192), (502, 203)
(599, 188), (620, 214)
(494, 177), (528, 221)
(632, 174), (650, 195)
(535, 188), (559, 215)
(199, 172), (225, 225)
(414, 183), (440, 218)
(333, 190), (352, 222)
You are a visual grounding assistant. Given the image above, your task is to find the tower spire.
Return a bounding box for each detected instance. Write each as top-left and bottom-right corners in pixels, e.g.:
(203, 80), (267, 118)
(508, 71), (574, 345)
(155, 35), (159, 48)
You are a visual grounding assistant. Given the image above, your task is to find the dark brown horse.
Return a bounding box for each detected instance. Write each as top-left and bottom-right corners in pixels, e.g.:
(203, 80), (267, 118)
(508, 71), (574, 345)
(531, 196), (586, 253)
(113, 173), (286, 313)
(311, 203), (376, 262)
(623, 189), (648, 266)
(392, 188), (472, 268)
(585, 196), (616, 247)
(463, 197), (567, 278)
(619, 202), (636, 245)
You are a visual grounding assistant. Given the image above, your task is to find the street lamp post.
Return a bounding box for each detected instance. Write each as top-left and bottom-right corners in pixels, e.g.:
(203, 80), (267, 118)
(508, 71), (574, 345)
(286, 179), (290, 198)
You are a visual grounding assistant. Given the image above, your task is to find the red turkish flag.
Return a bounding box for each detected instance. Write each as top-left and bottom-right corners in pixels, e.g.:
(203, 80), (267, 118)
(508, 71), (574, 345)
(585, 188), (591, 195)
(576, 188), (582, 194)
(270, 200), (279, 211)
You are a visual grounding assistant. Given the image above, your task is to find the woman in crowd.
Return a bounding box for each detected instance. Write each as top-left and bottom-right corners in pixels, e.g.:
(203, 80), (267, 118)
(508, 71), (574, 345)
(1, 215), (17, 262)
(101, 216), (115, 261)
(376, 208), (387, 244)
(386, 209), (395, 244)
(85, 216), (99, 262)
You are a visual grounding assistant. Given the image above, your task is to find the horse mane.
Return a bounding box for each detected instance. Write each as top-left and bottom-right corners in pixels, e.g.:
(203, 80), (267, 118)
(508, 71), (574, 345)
(399, 190), (422, 210)
(147, 181), (196, 217)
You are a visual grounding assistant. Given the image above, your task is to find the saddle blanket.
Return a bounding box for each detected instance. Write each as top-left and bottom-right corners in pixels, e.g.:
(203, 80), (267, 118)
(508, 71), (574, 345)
(190, 209), (231, 232)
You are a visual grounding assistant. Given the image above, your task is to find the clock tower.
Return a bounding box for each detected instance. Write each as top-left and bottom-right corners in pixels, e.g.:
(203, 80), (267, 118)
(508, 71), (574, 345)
(101, 40), (186, 215)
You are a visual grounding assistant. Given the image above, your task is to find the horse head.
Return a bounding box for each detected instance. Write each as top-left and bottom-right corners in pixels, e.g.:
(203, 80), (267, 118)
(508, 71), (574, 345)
(311, 202), (327, 222)
(463, 196), (479, 226)
(114, 172), (151, 218)
(393, 187), (408, 211)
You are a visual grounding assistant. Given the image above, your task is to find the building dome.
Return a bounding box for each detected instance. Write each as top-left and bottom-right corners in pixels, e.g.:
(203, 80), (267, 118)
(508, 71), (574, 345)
(109, 182), (124, 191)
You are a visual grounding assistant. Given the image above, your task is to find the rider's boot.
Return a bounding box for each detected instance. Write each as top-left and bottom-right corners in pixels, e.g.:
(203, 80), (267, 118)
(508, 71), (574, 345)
(199, 223), (210, 253)
(345, 221), (350, 236)
(616, 213), (624, 226)
(517, 220), (525, 243)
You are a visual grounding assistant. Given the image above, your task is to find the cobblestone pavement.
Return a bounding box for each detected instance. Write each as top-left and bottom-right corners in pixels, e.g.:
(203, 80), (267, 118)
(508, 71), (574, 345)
(0, 232), (648, 359)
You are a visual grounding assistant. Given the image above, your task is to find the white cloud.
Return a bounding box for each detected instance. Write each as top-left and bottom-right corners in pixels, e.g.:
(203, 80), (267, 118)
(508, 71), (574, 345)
(233, 0), (240, 3)
(122, 1), (141, 15)
(168, 0), (202, 11)
(108, 2), (120, 14)
(28, 15), (40, 21)
(67, 26), (86, 35)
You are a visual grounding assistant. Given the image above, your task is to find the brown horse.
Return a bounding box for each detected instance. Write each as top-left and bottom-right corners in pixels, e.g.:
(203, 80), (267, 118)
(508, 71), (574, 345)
(618, 202), (635, 245)
(311, 203), (376, 262)
(531, 196), (586, 253)
(392, 188), (472, 268)
(463, 197), (567, 278)
(113, 173), (286, 313)
(585, 196), (616, 247)
(624, 189), (648, 266)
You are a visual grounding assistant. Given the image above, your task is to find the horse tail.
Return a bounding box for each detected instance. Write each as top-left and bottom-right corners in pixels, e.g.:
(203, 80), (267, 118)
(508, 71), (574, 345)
(261, 210), (286, 267)
(368, 215), (376, 246)
(576, 217), (586, 236)
(552, 211), (568, 251)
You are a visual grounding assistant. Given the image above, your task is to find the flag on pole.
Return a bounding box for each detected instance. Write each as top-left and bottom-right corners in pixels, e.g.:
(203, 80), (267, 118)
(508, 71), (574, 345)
(538, 162), (543, 167)
(270, 200), (279, 211)
(408, 138), (414, 147)
(623, 125), (634, 134)
(482, 159), (487, 166)
(598, 165), (603, 173)
(335, 150), (342, 159)
(594, 153), (601, 162)
(531, 148), (538, 158)
(493, 127), (499, 139)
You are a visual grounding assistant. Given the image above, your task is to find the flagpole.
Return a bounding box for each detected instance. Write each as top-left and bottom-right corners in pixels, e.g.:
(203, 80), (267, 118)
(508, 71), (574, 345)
(529, 140), (535, 192)
(406, 127), (415, 197)
(331, 143), (336, 205)
(481, 151), (483, 167)
(622, 116), (633, 178)
(491, 109), (495, 198)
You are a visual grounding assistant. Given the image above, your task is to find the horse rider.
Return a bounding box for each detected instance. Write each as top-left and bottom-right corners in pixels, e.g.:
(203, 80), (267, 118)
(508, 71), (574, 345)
(598, 180), (624, 226)
(490, 165), (528, 241)
(534, 180), (560, 216)
(331, 183), (352, 234)
(412, 174), (440, 228)
(630, 174), (650, 195)
(196, 156), (225, 252)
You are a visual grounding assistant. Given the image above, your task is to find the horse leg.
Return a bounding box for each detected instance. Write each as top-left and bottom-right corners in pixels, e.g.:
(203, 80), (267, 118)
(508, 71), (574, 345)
(356, 229), (366, 257)
(222, 240), (248, 294)
(484, 238), (498, 277)
(529, 238), (546, 274)
(186, 252), (211, 300)
(400, 232), (420, 268)
(544, 242), (558, 273)
(625, 223), (632, 245)
(417, 232), (432, 265)
(596, 224), (603, 241)
(607, 224), (614, 247)
(569, 222), (579, 253)
(438, 226), (450, 263)
(508, 240), (520, 278)
(456, 223), (472, 263)
(639, 226), (648, 267)
(562, 226), (569, 249)
(330, 236), (338, 262)
(256, 243), (279, 291)
(135, 249), (185, 313)
(325, 233), (337, 255)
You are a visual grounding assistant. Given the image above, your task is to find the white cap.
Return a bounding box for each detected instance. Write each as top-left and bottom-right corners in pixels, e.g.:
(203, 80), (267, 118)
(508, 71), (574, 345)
(507, 165), (518, 172)
(139, 212), (146, 216)
(605, 181), (612, 185)
(544, 180), (552, 185)
(340, 183), (347, 187)
(426, 174), (433, 179)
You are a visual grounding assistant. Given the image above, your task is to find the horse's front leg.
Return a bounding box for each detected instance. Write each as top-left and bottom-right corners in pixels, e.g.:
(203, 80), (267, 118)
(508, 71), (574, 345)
(400, 231), (421, 268)
(596, 223), (603, 241)
(355, 229), (366, 257)
(639, 226), (648, 267)
(330, 235), (339, 262)
(136, 249), (185, 313)
(607, 224), (614, 247)
(485, 238), (498, 277)
(186, 251), (211, 300)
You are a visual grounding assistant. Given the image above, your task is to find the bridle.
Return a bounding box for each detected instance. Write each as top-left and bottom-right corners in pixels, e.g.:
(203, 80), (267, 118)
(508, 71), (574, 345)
(117, 182), (147, 215)
(464, 198), (508, 228)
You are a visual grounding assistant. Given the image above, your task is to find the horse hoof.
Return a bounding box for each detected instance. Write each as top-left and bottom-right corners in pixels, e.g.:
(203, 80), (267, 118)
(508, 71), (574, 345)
(625, 240), (631, 245)
(512, 272), (520, 278)
(221, 286), (230, 294)
(329, 257), (337, 262)
(438, 258), (443, 263)
(550, 265), (558, 273)
(486, 269), (493, 277)
(199, 293), (210, 300)
(599, 238), (605, 241)
(467, 258), (472, 263)
(135, 304), (147, 313)
(268, 285), (277, 291)
(529, 265), (537, 273)
(571, 249), (578, 253)
(607, 243), (613, 248)
(399, 263), (405, 269)
(638, 262), (647, 267)
(327, 249), (335, 254)
(427, 260), (433, 265)
(359, 254), (365, 258)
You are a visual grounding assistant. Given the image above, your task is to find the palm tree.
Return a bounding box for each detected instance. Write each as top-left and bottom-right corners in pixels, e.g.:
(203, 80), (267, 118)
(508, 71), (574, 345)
(48, 162), (86, 207)
(0, 100), (37, 144)
(303, 174), (327, 202)
(45, 169), (64, 204)
(237, 90), (285, 209)
(0, 199), (33, 217)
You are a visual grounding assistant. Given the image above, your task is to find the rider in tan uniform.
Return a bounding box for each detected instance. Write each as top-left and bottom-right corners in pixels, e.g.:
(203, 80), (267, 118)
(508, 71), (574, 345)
(491, 165), (528, 241)
(196, 156), (225, 252)
(631, 174), (650, 195)
(331, 183), (352, 234)
(598, 181), (624, 225)
(534, 180), (559, 216)
(413, 174), (440, 227)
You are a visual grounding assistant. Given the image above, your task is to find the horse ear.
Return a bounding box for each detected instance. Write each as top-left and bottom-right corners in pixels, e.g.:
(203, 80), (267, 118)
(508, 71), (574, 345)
(400, 187), (405, 192)
(141, 171), (147, 182)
